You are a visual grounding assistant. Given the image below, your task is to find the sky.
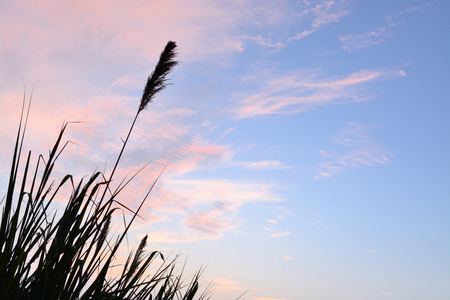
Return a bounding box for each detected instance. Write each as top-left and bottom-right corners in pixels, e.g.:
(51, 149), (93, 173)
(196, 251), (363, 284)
(0, 0), (449, 299)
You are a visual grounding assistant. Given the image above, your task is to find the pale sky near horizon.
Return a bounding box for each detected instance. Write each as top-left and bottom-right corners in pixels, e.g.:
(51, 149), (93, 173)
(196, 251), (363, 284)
(0, 1), (449, 299)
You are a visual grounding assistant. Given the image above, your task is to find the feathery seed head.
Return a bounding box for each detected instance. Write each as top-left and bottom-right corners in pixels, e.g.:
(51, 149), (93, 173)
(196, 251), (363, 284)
(128, 235), (148, 279)
(139, 41), (178, 113)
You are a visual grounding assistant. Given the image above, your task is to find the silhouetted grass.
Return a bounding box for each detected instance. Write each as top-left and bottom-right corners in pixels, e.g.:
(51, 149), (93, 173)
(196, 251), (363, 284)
(0, 41), (211, 300)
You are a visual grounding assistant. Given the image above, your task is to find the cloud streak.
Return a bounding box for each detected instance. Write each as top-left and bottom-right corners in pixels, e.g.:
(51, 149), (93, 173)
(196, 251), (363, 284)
(229, 160), (290, 170)
(315, 122), (392, 179)
(339, 3), (434, 52)
(290, 0), (353, 41)
(245, 0), (353, 50)
(270, 231), (291, 238)
(339, 23), (394, 52)
(234, 68), (405, 118)
(153, 178), (283, 240)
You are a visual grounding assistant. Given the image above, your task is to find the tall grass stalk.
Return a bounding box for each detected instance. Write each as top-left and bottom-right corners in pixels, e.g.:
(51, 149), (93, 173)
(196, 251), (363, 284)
(0, 41), (210, 300)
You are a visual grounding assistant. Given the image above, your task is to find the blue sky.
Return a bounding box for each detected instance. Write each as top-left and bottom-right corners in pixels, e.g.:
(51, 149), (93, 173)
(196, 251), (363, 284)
(0, 0), (449, 299)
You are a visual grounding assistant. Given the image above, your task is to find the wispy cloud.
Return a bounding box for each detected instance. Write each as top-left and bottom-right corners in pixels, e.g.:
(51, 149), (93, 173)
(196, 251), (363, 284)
(315, 123), (392, 179)
(282, 210), (296, 216)
(143, 230), (196, 244)
(235, 68), (405, 118)
(244, 0), (353, 50)
(184, 211), (229, 239)
(211, 278), (247, 291)
(339, 24), (394, 52)
(270, 231), (291, 238)
(290, 0), (353, 40)
(283, 255), (293, 260)
(209, 277), (251, 299)
(248, 35), (286, 50)
(220, 126), (237, 138)
(145, 178), (283, 241)
(229, 160), (290, 170)
(339, 3), (434, 52)
(81, 121), (285, 241)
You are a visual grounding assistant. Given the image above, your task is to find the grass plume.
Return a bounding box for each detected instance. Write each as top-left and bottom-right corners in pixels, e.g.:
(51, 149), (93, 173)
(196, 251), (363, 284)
(101, 41), (178, 205)
(139, 40), (178, 113)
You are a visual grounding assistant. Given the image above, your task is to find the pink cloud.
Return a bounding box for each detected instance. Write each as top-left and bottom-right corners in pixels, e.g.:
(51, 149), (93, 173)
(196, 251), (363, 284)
(162, 179), (282, 205)
(184, 211), (228, 239)
(209, 277), (250, 298)
(4, 0), (313, 97)
(270, 231), (291, 238)
(141, 178), (282, 241)
(61, 128), (283, 242)
(234, 68), (405, 118)
(142, 230), (196, 244)
(165, 139), (234, 176)
(12, 95), (283, 242)
(212, 278), (240, 289)
(0, 0), (254, 163)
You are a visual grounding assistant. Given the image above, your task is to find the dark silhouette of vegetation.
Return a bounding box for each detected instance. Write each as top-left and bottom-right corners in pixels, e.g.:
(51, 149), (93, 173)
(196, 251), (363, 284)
(0, 41), (211, 300)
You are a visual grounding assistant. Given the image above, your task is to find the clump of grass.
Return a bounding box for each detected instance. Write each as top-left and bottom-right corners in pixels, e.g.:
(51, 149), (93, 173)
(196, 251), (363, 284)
(0, 41), (211, 300)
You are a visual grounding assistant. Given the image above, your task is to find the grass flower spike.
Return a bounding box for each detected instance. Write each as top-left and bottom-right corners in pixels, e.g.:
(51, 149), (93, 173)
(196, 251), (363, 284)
(139, 41), (178, 113)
